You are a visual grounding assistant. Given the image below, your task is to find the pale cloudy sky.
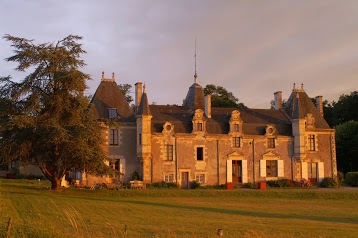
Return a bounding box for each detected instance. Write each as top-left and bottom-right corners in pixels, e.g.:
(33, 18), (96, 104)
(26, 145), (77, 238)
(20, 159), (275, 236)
(1, 0), (358, 108)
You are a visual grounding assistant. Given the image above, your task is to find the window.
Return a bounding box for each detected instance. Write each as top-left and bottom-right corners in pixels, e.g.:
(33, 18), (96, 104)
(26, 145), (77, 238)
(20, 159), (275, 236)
(196, 147), (204, 161)
(195, 174), (205, 183)
(233, 124), (240, 132)
(233, 137), (241, 148)
(196, 122), (203, 131)
(266, 160), (278, 177)
(307, 162), (317, 182)
(164, 174), (174, 183)
(109, 129), (118, 145)
(308, 135), (315, 151)
(138, 134), (142, 145)
(267, 138), (275, 148)
(108, 108), (117, 118)
(166, 145), (173, 161)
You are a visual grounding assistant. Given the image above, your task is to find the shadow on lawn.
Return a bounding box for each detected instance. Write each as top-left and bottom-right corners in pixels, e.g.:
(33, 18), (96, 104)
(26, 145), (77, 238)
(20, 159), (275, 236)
(120, 199), (358, 225)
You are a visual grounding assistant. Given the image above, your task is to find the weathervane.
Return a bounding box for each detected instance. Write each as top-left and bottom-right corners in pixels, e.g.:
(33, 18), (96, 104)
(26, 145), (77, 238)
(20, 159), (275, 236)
(194, 37), (197, 84)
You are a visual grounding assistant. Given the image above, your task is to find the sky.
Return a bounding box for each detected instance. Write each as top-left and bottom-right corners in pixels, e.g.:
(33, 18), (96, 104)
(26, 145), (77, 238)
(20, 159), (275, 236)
(1, 0), (358, 108)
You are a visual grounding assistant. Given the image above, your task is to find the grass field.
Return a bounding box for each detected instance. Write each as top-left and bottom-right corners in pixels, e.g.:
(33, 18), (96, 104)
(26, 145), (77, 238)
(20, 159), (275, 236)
(0, 179), (357, 238)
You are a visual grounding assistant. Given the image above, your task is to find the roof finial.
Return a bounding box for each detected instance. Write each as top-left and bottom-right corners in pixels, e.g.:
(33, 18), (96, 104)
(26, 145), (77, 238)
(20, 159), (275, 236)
(143, 83), (146, 94)
(102, 71), (104, 79)
(112, 72), (115, 80)
(293, 83), (296, 91)
(301, 83), (304, 90)
(194, 37), (197, 84)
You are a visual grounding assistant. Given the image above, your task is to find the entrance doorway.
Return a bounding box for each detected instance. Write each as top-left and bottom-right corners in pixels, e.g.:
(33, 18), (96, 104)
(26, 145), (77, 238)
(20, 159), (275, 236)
(307, 162), (317, 183)
(232, 160), (242, 184)
(181, 172), (189, 189)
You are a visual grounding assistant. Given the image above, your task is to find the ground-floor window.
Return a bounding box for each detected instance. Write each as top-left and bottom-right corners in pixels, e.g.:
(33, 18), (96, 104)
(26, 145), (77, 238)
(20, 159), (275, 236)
(195, 174), (205, 183)
(266, 160), (278, 177)
(164, 174), (174, 183)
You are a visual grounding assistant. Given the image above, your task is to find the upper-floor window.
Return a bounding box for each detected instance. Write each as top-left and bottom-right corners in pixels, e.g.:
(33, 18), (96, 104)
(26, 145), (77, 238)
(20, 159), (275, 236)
(196, 122), (203, 131)
(308, 134), (315, 151)
(197, 147), (204, 161)
(266, 160), (278, 177)
(109, 129), (118, 145)
(166, 145), (173, 161)
(267, 138), (275, 148)
(233, 137), (241, 148)
(138, 133), (142, 145)
(108, 108), (117, 118)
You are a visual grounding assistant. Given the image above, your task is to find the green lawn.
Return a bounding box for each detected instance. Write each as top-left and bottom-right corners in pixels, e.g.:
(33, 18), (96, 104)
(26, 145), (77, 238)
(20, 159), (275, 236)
(0, 179), (357, 238)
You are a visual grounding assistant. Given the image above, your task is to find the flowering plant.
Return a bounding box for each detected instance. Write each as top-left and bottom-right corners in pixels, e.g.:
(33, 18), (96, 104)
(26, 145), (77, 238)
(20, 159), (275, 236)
(298, 178), (311, 187)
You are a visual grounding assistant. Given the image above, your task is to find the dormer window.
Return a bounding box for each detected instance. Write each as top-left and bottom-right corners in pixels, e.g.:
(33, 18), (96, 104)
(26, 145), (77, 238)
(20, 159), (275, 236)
(108, 108), (117, 118)
(233, 124), (240, 132)
(229, 110), (243, 135)
(192, 109), (205, 134)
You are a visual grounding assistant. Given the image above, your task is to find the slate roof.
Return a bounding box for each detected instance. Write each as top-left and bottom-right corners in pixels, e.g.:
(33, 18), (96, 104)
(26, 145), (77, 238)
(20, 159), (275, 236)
(137, 92), (151, 116)
(182, 83), (205, 108)
(90, 80), (133, 120)
(150, 105), (292, 136)
(284, 90), (330, 129)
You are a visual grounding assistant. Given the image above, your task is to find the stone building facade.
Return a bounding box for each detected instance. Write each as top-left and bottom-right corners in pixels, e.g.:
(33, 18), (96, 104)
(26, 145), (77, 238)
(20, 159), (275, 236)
(85, 73), (337, 188)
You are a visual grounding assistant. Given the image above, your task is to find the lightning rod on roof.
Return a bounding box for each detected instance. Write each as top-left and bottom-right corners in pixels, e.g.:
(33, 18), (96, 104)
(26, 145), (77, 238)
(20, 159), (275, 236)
(194, 37), (197, 84)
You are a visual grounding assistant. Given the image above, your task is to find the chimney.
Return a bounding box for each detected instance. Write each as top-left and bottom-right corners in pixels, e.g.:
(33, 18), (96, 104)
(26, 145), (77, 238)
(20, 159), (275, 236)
(205, 94), (212, 118)
(315, 95), (323, 116)
(135, 82), (143, 112)
(274, 91), (282, 109)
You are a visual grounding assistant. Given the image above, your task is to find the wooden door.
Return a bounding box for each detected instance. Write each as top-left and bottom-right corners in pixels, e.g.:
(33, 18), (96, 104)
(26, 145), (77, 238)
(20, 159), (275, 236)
(181, 172), (189, 189)
(232, 160), (242, 184)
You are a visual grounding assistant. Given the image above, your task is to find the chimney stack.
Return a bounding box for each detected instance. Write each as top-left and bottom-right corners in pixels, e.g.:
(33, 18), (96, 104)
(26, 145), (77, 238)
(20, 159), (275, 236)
(135, 82), (143, 112)
(315, 95), (323, 116)
(274, 91), (282, 109)
(205, 94), (212, 118)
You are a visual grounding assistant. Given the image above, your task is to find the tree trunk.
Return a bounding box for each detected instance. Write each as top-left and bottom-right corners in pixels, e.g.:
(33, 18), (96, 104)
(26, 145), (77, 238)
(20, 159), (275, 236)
(50, 176), (61, 190)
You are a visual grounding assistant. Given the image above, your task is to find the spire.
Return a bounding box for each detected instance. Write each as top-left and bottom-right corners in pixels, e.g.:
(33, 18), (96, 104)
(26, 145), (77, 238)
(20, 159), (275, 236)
(137, 84), (151, 116)
(194, 37), (197, 84)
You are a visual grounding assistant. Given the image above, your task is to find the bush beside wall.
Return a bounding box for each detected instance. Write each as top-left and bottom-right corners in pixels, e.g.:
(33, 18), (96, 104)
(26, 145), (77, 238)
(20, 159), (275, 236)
(345, 172), (358, 187)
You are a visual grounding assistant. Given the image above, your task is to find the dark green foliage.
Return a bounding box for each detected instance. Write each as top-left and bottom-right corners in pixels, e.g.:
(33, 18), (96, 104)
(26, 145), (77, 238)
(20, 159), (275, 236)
(332, 91), (358, 125)
(199, 184), (226, 189)
(241, 182), (257, 189)
(335, 121), (358, 173)
(320, 177), (339, 188)
(130, 171), (140, 180)
(204, 84), (247, 108)
(337, 171), (345, 185)
(118, 84), (133, 104)
(146, 181), (178, 189)
(266, 179), (298, 188)
(190, 180), (201, 189)
(0, 35), (112, 190)
(344, 172), (358, 187)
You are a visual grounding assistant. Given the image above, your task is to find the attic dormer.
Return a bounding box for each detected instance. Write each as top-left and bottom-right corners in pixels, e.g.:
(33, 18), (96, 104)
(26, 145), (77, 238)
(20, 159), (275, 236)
(229, 110), (243, 135)
(192, 109), (206, 134)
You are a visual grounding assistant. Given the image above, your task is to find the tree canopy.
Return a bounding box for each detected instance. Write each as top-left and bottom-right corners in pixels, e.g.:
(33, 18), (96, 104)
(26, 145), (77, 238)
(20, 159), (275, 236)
(118, 83), (133, 104)
(336, 121), (358, 174)
(0, 35), (112, 190)
(204, 84), (247, 109)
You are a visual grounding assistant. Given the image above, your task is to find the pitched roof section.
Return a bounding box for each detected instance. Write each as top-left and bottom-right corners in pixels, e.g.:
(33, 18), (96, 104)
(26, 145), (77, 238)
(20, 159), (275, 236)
(182, 83), (205, 109)
(150, 105), (292, 136)
(137, 91), (151, 116)
(284, 89), (330, 129)
(90, 80), (133, 119)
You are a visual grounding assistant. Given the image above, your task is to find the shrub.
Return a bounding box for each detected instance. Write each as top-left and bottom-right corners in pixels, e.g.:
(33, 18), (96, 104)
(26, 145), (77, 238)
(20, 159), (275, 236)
(337, 171), (345, 185)
(190, 180), (201, 189)
(345, 172), (358, 187)
(146, 181), (179, 189)
(297, 178), (311, 187)
(200, 184), (226, 189)
(267, 179), (297, 188)
(131, 171), (140, 180)
(320, 177), (339, 188)
(241, 182), (257, 189)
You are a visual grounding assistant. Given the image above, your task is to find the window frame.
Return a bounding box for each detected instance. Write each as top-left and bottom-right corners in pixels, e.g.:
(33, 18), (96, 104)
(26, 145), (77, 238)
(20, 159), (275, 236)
(308, 134), (316, 151)
(164, 174), (174, 183)
(195, 174), (205, 183)
(266, 160), (278, 177)
(196, 147), (204, 161)
(165, 145), (174, 161)
(108, 108), (118, 118)
(267, 138), (275, 148)
(232, 137), (241, 148)
(109, 129), (118, 145)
